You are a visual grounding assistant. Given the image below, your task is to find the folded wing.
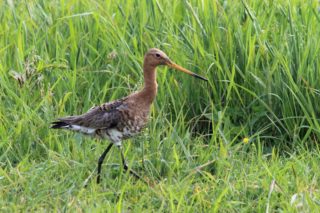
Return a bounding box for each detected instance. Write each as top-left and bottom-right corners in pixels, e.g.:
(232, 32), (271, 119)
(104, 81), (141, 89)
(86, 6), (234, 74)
(51, 99), (127, 135)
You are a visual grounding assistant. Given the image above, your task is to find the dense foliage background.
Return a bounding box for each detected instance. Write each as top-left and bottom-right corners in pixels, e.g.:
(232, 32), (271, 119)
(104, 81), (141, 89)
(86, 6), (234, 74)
(1, 0), (320, 211)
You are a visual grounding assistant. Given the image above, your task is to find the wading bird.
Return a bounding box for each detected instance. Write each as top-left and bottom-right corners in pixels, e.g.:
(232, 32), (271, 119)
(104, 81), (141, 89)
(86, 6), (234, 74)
(51, 48), (208, 184)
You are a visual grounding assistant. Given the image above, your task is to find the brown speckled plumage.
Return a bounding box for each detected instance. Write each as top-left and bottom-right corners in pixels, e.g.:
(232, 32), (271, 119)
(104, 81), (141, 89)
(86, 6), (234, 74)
(52, 96), (150, 145)
(51, 48), (207, 184)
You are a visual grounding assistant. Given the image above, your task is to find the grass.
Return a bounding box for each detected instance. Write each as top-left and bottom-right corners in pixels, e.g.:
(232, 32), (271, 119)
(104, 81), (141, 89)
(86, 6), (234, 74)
(1, 0), (320, 211)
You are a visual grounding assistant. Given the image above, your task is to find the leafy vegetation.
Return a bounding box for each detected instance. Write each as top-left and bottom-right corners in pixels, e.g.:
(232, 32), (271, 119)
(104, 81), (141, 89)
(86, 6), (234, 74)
(1, 0), (320, 211)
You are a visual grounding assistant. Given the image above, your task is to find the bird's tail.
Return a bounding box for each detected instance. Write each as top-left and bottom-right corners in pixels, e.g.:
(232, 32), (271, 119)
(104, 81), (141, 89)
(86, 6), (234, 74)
(50, 117), (96, 135)
(51, 121), (69, 129)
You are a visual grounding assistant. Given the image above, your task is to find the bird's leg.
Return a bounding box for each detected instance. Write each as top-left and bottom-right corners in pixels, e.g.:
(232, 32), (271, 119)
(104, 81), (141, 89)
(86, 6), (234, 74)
(118, 145), (144, 181)
(97, 143), (113, 184)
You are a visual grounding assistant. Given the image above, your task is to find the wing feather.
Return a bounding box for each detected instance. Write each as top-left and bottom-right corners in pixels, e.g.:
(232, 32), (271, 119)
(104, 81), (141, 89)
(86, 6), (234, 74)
(51, 99), (127, 130)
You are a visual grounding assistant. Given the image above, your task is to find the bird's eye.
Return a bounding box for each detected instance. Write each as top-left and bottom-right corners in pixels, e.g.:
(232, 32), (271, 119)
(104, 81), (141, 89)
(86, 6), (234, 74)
(155, 53), (161, 58)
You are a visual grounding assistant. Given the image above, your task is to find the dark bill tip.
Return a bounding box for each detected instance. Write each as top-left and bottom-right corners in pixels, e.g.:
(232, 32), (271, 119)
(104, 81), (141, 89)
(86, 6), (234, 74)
(192, 73), (208, 81)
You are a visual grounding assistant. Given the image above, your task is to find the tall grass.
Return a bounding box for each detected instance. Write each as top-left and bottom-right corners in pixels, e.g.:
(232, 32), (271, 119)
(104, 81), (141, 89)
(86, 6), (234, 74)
(1, 0), (320, 211)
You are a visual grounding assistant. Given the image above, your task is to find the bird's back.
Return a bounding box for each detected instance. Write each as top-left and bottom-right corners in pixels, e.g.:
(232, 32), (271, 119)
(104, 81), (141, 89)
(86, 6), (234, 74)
(51, 93), (151, 145)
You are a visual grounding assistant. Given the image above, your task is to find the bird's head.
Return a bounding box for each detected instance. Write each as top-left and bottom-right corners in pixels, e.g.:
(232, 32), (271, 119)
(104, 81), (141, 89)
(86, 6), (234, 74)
(144, 48), (208, 81)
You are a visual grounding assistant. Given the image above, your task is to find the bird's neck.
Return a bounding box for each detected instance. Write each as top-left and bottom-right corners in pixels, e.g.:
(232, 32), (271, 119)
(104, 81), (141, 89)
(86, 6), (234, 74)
(141, 63), (158, 103)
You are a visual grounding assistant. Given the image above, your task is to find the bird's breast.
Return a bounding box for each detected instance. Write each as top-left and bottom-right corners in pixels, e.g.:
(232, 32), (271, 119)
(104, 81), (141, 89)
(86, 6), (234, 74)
(98, 109), (150, 144)
(122, 111), (149, 135)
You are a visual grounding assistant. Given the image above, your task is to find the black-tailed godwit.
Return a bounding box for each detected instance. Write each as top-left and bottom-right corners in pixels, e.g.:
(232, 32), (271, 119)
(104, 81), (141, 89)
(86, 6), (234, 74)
(51, 48), (208, 184)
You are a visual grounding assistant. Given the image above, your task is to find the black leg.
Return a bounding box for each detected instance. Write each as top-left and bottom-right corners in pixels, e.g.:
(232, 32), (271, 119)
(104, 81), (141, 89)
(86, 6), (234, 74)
(97, 143), (113, 184)
(118, 146), (145, 181)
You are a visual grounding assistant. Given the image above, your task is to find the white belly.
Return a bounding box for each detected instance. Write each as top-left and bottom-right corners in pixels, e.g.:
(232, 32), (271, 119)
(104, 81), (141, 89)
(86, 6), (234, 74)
(103, 127), (138, 146)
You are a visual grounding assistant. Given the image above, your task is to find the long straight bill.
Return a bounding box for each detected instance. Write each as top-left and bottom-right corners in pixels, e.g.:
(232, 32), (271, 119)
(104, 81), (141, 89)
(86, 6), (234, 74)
(168, 63), (208, 81)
